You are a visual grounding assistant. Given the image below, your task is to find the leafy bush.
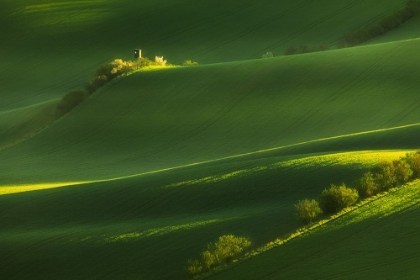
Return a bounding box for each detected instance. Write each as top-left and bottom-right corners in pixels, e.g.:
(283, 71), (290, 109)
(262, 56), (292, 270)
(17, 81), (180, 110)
(109, 59), (135, 76)
(392, 159), (413, 184)
(85, 59), (138, 94)
(372, 159), (412, 191)
(284, 46), (297, 55)
(183, 60), (199, 66)
(320, 184), (359, 214)
(374, 161), (398, 191)
(85, 75), (108, 94)
(154, 56), (167, 66)
(185, 259), (202, 279)
(356, 172), (379, 198)
(261, 51), (274, 58)
(56, 90), (87, 116)
(295, 199), (323, 224)
(186, 235), (251, 278)
(403, 150), (420, 179)
(139, 57), (153, 67)
(284, 43), (329, 55)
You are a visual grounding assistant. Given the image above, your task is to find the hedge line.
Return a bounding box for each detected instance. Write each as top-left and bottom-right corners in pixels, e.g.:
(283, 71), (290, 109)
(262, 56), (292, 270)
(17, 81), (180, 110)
(296, 150), (420, 224)
(285, 0), (420, 56)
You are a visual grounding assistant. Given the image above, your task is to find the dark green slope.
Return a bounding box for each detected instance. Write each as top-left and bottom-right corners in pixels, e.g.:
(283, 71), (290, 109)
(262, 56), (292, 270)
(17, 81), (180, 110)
(0, 0), (408, 110)
(1, 39), (420, 185)
(209, 179), (420, 280)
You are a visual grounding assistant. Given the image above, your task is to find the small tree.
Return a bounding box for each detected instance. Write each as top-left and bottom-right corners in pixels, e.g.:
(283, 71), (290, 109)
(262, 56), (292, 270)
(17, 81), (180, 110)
(392, 159), (413, 184)
(183, 60), (198, 66)
(186, 259), (202, 279)
(295, 199), (322, 224)
(357, 172), (379, 198)
(186, 235), (251, 278)
(374, 161), (397, 191)
(320, 184), (359, 214)
(56, 90), (86, 116)
(262, 51), (274, 58)
(85, 75), (108, 94)
(110, 59), (135, 76)
(284, 46), (298, 55)
(403, 150), (420, 179)
(155, 56), (167, 66)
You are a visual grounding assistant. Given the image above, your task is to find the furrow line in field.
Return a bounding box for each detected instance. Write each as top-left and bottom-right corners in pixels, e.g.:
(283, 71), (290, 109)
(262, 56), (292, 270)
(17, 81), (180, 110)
(267, 40), (410, 148)
(256, 189), (420, 279)
(250, 0), (365, 57)
(186, 0), (313, 61)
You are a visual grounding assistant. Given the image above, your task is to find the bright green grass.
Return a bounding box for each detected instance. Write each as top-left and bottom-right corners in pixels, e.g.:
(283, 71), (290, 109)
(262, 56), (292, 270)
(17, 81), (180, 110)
(1, 39), (420, 185)
(0, 0), (408, 110)
(209, 179), (420, 280)
(0, 149), (411, 279)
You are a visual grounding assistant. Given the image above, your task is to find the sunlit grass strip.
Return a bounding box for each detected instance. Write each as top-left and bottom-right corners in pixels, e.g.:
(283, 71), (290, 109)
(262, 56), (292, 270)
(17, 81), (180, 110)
(104, 219), (229, 243)
(24, 1), (107, 12)
(0, 150), (412, 196)
(164, 150), (408, 189)
(201, 179), (420, 279)
(0, 181), (94, 196)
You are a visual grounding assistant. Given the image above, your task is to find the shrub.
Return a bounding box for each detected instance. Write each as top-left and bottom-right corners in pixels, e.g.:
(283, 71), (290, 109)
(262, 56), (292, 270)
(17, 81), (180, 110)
(186, 259), (202, 279)
(85, 75), (108, 94)
(403, 150), (420, 179)
(284, 46), (298, 55)
(183, 60), (198, 66)
(154, 56), (167, 66)
(186, 235), (251, 277)
(285, 43), (329, 55)
(139, 57), (153, 67)
(320, 184), (359, 214)
(356, 172), (379, 198)
(109, 59), (135, 76)
(95, 63), (115, 80)
(56, 90), (87, 116)
(93, 59), (136, 81)
(374, 161), (397, 191)
(392, 159), (413, 184)
(261, 51), (274, 58)
(295, 199), (323, 224)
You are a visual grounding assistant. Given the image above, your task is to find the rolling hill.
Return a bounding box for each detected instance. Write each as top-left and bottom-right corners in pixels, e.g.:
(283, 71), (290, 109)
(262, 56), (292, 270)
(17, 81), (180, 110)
(1, 38), (420, 185)
(208, 179), (420, 280)
(1, 1), (420, 279)
(0, 0), (409, 109)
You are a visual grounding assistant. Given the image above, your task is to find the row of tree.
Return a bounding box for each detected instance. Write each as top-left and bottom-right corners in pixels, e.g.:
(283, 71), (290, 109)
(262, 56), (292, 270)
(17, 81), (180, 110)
(296, 150), (420, 224)
(185, 235), (251, 279)
(339, 0), (420, 47)
(55, 56), (172, 117)
(284, 0), (420, 56)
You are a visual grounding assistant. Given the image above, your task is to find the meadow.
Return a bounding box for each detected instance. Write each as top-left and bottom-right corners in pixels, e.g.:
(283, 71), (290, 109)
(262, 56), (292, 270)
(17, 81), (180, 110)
(1, 0), (420, 279)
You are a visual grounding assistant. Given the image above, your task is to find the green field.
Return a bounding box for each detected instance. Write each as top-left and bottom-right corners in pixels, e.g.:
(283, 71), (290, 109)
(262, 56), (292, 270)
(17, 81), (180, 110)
(0, 0), (409, 108)
(1, 0), (420, 279)
(208, 178), (420, 280)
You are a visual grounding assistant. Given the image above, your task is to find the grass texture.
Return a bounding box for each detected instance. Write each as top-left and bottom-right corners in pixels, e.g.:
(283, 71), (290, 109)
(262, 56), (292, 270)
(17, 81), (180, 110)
(209, 179), (420, 280)
(0, 0), (408, 110)
(1, 1), (420, 279)
(1, 39), (420, 185)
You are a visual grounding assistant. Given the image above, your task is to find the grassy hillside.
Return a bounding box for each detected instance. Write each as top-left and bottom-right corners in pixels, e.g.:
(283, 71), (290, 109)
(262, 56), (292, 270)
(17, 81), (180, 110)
(0, 0), (408, 110)
(0, 147), (413, 280)
(1, 38), (420, 185)
(2, 2), (420, 279)
(209, 179), (420, 280)
(0, 99), (59, 150)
